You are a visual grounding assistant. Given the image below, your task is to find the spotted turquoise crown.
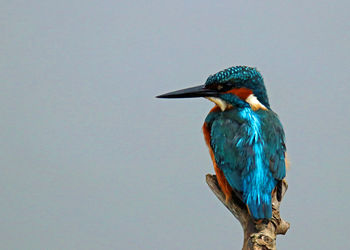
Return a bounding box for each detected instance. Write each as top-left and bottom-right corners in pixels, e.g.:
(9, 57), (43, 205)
(205, 66), (270, 109)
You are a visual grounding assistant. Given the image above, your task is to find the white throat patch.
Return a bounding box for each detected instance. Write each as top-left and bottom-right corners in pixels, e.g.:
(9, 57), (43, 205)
(206, 97), (231, 111)
(245, 94), (267, 111)
(206, 94), (267, 111)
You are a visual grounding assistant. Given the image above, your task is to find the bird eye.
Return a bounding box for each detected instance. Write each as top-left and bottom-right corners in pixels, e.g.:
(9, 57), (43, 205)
(217, 85), (223, 90)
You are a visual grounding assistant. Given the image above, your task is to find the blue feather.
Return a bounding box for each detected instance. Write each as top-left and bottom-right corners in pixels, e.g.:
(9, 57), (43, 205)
(205, 66), (271, 109)
(206, 107), (286, 219)
(239, 108), (276, 219)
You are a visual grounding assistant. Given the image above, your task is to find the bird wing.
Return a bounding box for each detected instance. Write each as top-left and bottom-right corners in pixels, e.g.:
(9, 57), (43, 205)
(206, 108), (286, 219)
(206, 109), (246, 192)
(208, 109), (286, 187)
(257, 109), (286, 181)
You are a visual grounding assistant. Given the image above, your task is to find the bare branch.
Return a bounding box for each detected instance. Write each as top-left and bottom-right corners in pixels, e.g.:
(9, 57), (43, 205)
(206, 174), (290, 250)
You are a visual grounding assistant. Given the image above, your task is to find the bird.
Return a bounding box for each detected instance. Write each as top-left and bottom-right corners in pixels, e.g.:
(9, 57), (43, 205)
(157, 66), (287, 220)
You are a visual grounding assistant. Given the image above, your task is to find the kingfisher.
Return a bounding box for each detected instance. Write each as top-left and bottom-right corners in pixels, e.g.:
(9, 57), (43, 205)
(157, 66), (287, 220)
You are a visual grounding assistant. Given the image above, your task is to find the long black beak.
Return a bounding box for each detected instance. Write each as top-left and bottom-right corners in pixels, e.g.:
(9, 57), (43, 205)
(156, 84), (218, 99)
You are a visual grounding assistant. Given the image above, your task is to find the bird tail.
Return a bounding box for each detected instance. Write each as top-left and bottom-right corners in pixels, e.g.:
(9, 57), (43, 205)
(246, 195), (272, 219)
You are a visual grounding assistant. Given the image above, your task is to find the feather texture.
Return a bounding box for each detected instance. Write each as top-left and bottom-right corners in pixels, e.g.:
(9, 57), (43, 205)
(204, 107), (286, 219)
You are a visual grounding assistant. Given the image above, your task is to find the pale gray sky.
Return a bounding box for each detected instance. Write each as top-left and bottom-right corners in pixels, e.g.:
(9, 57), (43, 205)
(1, 1), (349, 249)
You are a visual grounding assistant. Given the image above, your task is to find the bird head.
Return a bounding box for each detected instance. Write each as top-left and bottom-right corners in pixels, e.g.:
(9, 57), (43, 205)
(157, 66), (270, 111)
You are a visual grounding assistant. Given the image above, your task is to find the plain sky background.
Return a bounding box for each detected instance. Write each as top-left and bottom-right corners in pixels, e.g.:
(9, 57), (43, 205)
(1, 1), (349, 249)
